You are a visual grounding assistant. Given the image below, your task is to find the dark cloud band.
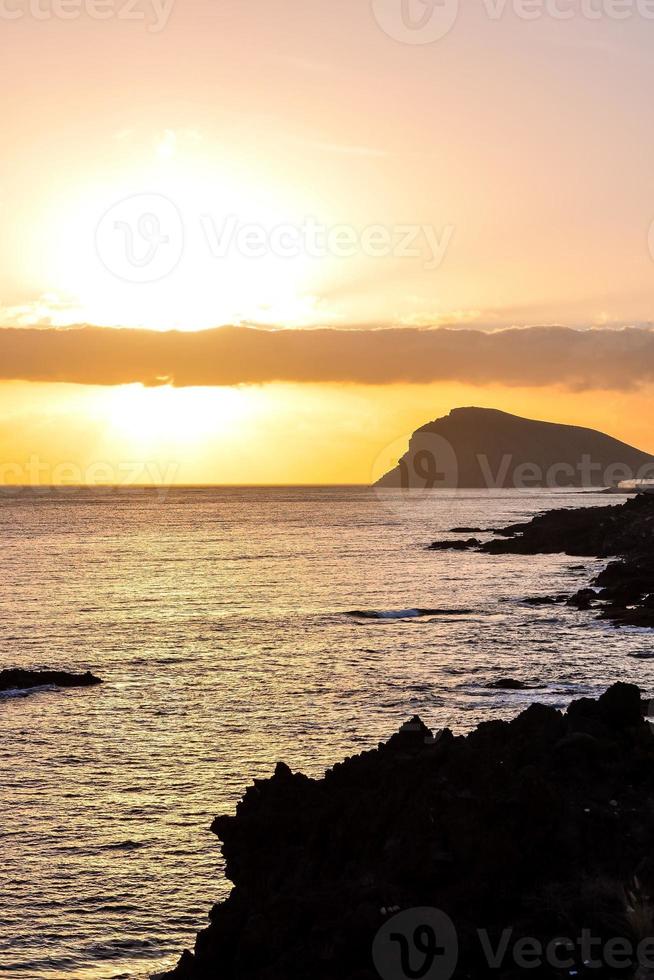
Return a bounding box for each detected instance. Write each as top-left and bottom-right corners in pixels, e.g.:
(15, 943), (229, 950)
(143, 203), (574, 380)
(1, 324), (654, 389)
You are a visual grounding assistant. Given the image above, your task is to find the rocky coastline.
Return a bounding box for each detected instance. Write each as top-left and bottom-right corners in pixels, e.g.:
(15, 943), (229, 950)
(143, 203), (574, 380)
(162, 682), (654, 979)
(430, 493), (654, 628)
(160, 496), (654, 980)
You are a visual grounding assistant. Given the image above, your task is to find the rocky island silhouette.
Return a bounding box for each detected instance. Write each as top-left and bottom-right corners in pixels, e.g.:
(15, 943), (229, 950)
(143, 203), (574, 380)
(376, 408), (654, 489)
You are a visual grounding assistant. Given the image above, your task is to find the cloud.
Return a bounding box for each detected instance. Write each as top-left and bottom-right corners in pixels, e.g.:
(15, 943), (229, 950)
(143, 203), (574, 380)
(2, 324), (654, 390)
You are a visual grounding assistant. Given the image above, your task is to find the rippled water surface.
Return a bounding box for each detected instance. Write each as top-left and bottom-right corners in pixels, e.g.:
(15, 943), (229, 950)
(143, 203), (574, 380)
(2, 487), (653, 979)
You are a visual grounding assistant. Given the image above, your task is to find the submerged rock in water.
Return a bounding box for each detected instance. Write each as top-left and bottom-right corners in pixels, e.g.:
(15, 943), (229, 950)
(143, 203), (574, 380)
(346, 608), (474, 619)
(427, 538), (481, 551)
(566, 588), (599, 609)
(0, 669), (102, 693)
(522, 595), (568, 606)
(162, 683), (654, 980)
(485, 678), (544, 690)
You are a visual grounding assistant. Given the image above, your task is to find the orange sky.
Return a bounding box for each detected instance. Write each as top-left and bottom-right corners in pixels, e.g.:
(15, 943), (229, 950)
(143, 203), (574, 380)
(1, 378), (653, 486)
(2, 0), (654, 482)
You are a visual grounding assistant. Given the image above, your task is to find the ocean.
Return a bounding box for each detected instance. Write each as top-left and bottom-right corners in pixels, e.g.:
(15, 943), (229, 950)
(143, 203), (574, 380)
(1, 486), (653, 980)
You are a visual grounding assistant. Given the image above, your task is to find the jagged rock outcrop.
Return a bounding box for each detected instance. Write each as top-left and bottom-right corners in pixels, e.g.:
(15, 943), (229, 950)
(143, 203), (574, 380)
(430, 493), (654, 627)
(376, 407), (654, 488)
(163, 683), (654, 980)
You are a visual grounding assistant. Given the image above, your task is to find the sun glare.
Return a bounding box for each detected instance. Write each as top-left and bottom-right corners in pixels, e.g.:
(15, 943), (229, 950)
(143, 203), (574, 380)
(104, 385), (253, 449)
(46, 162), (328, 331)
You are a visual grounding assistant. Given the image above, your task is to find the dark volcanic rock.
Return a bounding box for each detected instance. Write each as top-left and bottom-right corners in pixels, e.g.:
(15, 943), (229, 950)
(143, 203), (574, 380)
(479, 495), (654, 560)
(427, 538), (481, 551)
(163, 683), (654, 980)
(566, 588), (599, 610)
(430, 494), (654, 628)
(0, 669), (102, 693)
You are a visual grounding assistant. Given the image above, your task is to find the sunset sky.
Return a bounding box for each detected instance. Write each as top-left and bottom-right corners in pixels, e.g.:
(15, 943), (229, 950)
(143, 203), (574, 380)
(3, 0), (654, 483)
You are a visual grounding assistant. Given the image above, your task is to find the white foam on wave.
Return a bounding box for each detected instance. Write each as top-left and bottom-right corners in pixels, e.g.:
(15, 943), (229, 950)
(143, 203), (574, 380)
(0, 683), (56, 700)
(345, 608), (473, 620)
